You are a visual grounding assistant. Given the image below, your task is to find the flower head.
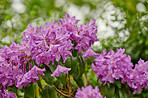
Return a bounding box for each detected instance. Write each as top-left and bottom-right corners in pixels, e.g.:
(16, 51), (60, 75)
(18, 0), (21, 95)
(92, 48), (133, 84)
(75, 19), (98, 53)
(0, 90), (16, 98)
(16, 66), (45, 89)
(0, 41), (45, 90)
(0, 14), (99, 97)
(75, 85), (105, 98)
(127, 59), (148, 93)
(83, 47), (99, 58)
(51, 65), (71, 77)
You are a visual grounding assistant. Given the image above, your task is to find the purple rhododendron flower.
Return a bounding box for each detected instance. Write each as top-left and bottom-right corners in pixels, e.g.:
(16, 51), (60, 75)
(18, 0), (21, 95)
(126, 59), (148, 94)
(0, 13), (99, 97)
(91, 48), (133, 84)
(75, 85), (105, 98)
(83, 47), (99, 58)
(0, 41), (46, 97)
(51, 65), (71, 77)
(58, 14), (98, 53)
(21, 19), (73, 65)
(75, 19), (98, 53)
(58, 13), (80, 41)
(0, 90), (16, 98)
(18, 13), (98, 66)
(16, 66), (45, 89)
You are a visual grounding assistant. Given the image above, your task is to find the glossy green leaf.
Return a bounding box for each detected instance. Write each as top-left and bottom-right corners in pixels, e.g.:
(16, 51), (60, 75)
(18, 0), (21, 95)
(77, 54), (85, 77)
(73, 76), (84, 87)
(64, 56), (77, 75)
(56, 73), (66, 84)
(73, 54), (85, 87)
(72, 49), (78, 57)
(23, 83), (35, 98)
(115, 80), (122, 88)
(42, 73), (56, 86)
(6, 85), (17, 94)
(106, 82), (111, 88)
(41, 64), (56, 86)
(119, 88), (128, 98)
(41, 85), (57, 98)
(113, 91), (120, 98)
(36, 80), (42, 89)
(105, 85), (115, 98)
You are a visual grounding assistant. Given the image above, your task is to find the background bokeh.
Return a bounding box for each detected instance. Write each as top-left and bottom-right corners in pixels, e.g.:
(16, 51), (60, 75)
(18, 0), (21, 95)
(0, 0), (147, 64)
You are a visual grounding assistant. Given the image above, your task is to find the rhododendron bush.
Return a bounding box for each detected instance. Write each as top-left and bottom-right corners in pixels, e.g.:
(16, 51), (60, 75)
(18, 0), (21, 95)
(0, 14), (148, 98)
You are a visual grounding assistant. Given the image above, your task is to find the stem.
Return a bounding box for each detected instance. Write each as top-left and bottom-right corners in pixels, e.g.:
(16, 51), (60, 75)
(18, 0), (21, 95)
(57, 94), (61, 98)
(35, 85), (40, 98)
(16, 89), (20, 98)
(68, 75), (71, 94)
(82, 73), (87, 87)
(52, 85), (71, 98)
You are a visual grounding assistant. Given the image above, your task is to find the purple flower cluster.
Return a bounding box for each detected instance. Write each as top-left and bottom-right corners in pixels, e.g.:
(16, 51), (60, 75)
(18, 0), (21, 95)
(16, 66), (45, 89)
(51, 65), (71, 77)
(92, 48), (148, 93)
(75, 85), (105, 98)
(21, 23), (72, 65)
(127, 59), (148, 94)
(75, 19), (98, 53)
(0, 42), (45, 97)
(0, 13), (98, 97)
(92, 48), (133, 84)
(0, 90), (15, 98)
(21, 14), (98, 65)
(83, 47), (99, 58)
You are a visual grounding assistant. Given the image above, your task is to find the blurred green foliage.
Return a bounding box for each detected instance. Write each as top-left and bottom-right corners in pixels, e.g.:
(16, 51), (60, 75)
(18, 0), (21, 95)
(0, 0), (147, 63)
(110, 0), (148, 63)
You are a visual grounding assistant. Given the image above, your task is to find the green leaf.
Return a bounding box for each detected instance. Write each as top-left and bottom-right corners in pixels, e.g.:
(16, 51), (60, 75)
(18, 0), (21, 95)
(72, 49), (78, 57)
(73, 76), (84, 87)
(73, 54), (85, 87)
(56, 73), (66, 84)
(42, 73), (56, 86)
(77, 54), (85, 77)
(115, 80), (122, 88)
(113, 91), (120, 98)
(100, 85), (106, 97)
(119, 88), (128, 98)
(41, 85), (57, 98)
(6, 85), (17, 94)
(64, 56), (77, 75)
(105, 85), (115, 98)
(59, 95), (67, 98)
(41, 64), (56, 86)
(26, 60), (31, 72)
(106, 82), (111, 88)
(49, 63), (58, 73)
(36, 80), (42, 89)
(49, 62), (66, 84)
(40, 63), (52, 73)
(23, 83), (35, 98)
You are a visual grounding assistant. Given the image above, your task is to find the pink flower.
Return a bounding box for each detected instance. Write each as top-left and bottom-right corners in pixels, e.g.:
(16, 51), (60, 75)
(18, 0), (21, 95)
(51, 65), (71, 77)
(83, 47), (99, 58)
(75, 85), (105, 98)
(92, 48), (133, 84)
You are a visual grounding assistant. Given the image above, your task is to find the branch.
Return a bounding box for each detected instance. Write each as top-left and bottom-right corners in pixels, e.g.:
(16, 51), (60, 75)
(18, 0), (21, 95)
(52, 85), (71, 98)
(68, 75), (71, 94)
